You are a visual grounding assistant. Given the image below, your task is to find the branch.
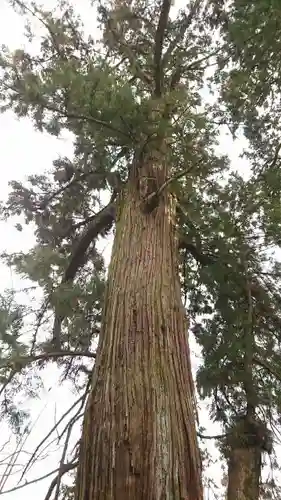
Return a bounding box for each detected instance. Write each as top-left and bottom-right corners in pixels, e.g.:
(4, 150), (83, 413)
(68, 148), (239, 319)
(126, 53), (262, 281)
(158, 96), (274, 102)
(154, 0), (173, 96)
(52, 198), (116, 348)
(259, 142), (281, 174)
(0, 428), (29, 492)
(197, 432), (228, 440)
(0, 370), (17, 398)
(30, 300), (49, 354)
(53, 422), (73, 499)
(1, 82), (130, 139)
(185, 47), (223, 72)
(4, 350), (96, 372)
(42, 151), (127, 230)
(43, 101), (130, 138)
(253, 355), (281, 383)
(104, 11), (152, 86)
(181, 239), (281, 342)
(44, 462), (77, 500)
(44, 380), (90, 499)
(142, 165), (193, 213)
(162, 0), (200, 67)
(18, 393), (87, 482)
(178, 237), (214, 266)
(40, 170), (91, 211)
(170, 47), (222, 90)
(64, 201), (116, 283)
(11, 0), (66, 60)
(0, 462), (78, 497)
(242, 252), (256, 418)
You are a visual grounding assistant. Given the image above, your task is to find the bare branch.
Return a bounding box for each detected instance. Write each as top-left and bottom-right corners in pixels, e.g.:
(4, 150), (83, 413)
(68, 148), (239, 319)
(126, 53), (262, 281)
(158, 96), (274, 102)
(57, 378), (91, 446)
(18, 392), (87, 482)
(0, 461), (78, 496)
(0, 403), (52, 492)
(0, 434), (24, 492)
(154, 0), (173, 96)
(53, 422), (73, 499)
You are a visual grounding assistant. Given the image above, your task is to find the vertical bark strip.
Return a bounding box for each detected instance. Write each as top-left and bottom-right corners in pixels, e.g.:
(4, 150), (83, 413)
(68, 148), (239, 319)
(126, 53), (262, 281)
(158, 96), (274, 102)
(227, 447), (261, 500)
(75, 160), (202, 499)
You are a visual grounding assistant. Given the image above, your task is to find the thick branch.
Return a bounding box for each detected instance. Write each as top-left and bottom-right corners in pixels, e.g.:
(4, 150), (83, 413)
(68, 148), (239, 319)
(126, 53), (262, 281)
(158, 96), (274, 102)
(178, 237), (214, 266)
(154, 0), (173, 96)
(64, 201), (115, 283)
(52, 199), (116, 348)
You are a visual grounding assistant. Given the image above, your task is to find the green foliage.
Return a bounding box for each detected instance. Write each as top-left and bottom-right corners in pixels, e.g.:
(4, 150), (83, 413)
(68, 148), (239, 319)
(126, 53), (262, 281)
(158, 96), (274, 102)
(207, 0), (281, 158)
(1, 0), (281, 497)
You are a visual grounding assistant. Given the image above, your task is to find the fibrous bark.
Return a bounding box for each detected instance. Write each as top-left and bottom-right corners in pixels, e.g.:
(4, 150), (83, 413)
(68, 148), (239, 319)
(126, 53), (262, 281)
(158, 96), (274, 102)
(75, 156), (202, 499)
(225, 417), (265, 500)
(227, 446), (261, 500)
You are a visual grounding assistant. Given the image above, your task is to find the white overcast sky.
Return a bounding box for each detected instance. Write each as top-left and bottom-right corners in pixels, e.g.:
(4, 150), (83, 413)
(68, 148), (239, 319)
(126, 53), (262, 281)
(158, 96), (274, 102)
(0, 1), (274, 499)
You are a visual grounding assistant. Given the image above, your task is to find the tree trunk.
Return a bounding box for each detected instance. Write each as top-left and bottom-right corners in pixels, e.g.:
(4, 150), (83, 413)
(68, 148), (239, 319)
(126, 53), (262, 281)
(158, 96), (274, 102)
(75, 158), (202, 499)
(227, 446), (261, 500)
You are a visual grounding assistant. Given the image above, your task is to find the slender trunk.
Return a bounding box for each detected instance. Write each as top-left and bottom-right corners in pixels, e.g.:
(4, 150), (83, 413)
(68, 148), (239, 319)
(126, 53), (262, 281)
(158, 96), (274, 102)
(75, 158), (202, 499)
(227, 446), (261, 500)
(225, 417), (264, 500)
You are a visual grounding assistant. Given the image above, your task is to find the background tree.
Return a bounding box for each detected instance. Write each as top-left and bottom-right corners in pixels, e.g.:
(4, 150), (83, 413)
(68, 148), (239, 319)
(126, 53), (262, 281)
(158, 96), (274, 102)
(193, 1), (281, 497)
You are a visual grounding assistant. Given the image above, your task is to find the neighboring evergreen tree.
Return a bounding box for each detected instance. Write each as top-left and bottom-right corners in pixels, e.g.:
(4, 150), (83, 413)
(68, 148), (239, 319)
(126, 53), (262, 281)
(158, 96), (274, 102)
(196, 1), (281, 498)
(1, 1), (281, 499)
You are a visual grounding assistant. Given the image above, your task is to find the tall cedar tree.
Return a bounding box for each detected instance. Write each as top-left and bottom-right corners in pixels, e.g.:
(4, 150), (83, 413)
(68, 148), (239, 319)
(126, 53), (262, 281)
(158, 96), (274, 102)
(2, 1), (281, 499)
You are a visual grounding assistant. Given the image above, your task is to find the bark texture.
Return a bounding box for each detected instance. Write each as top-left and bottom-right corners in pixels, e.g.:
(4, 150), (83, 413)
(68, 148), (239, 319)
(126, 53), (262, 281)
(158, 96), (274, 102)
(75, 158), (202, 500)
(227, 446), (261, 500)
